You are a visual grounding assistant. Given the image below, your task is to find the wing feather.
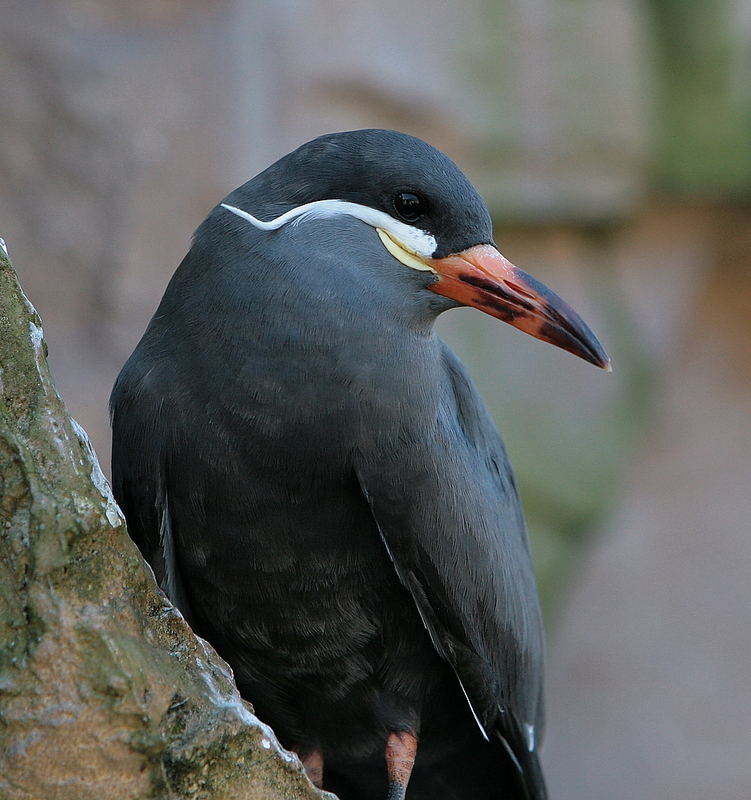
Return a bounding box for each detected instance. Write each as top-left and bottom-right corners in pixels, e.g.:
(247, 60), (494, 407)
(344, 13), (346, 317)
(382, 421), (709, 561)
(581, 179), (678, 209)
(355, 342), (547, 798)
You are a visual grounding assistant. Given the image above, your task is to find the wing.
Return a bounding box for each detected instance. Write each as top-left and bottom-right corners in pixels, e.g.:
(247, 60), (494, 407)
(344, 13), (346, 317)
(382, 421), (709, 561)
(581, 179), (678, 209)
(110, 345), (194, 621)
(355, 342), (546, 799)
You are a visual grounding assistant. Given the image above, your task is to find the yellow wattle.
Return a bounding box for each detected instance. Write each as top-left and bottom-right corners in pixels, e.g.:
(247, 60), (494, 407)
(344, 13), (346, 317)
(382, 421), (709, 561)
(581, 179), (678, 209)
(376, 229), (436, 273)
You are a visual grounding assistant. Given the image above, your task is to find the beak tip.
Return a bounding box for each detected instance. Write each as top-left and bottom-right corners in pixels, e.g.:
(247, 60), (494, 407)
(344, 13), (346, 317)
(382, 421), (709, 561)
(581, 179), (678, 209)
(427, 244), (615, 374)
(587, 345), (612, 372)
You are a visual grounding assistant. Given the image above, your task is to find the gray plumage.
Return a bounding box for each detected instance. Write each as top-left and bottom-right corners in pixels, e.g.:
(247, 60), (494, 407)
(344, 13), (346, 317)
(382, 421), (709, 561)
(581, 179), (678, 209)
(109, 130), (603, 800)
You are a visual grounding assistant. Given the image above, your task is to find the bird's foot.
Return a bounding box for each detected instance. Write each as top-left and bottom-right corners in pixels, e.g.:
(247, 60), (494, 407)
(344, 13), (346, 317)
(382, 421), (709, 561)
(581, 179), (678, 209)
(386, 780), (407, 800)
(299, 748), (324, 788)
(385, 730), (417, 800)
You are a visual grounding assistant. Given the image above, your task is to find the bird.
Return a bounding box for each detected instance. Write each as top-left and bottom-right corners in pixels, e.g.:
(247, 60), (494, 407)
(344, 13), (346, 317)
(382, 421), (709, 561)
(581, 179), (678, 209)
(110, 129), (609, 800)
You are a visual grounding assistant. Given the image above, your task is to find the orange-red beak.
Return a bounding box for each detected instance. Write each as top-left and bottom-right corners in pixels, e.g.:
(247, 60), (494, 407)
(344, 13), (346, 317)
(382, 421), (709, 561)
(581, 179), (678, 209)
(427, 244), (611, 370)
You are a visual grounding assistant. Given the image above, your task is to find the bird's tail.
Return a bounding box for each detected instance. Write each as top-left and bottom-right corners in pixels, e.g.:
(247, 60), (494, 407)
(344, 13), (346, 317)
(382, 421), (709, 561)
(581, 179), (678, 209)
(387, 737), (546, 800)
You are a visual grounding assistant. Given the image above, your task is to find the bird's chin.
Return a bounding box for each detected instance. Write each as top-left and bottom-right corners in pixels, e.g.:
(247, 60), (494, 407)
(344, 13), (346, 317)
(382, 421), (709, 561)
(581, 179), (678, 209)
(427, 283), (462, 314)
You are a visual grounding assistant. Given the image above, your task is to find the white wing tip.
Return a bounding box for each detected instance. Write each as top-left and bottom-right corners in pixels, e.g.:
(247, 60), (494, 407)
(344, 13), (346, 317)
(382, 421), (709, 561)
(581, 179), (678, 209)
(525, 722), (536, 752)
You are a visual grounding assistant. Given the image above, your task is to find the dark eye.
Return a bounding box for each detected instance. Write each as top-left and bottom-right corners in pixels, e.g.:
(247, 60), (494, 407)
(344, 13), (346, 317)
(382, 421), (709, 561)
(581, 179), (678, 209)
(392, 192), (426, 223)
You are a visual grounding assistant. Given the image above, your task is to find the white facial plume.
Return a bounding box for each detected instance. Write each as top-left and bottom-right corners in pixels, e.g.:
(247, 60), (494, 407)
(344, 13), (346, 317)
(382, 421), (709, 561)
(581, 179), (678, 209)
(221, 200), (438, 267)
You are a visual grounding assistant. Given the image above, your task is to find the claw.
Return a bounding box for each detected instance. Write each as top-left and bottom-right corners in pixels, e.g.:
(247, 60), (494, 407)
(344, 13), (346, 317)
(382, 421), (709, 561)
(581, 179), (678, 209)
(300, 748), (324, 788)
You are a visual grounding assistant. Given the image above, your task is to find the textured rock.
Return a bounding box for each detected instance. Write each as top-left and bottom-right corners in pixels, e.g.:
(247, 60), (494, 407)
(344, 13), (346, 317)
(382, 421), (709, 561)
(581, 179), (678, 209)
(0, 246), (331, 800)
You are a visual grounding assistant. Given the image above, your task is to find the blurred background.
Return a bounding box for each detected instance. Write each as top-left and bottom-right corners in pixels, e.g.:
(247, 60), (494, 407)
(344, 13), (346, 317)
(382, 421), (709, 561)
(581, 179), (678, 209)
(1, 1), (749, 797)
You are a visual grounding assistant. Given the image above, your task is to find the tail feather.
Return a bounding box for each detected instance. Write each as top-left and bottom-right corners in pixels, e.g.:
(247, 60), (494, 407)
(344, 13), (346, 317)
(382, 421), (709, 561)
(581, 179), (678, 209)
(494, 712), (547, 800)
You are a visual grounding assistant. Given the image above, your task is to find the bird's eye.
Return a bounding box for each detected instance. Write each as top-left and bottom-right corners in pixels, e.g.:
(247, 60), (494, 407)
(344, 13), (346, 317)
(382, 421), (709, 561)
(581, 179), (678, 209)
(392, 192), (426, 223)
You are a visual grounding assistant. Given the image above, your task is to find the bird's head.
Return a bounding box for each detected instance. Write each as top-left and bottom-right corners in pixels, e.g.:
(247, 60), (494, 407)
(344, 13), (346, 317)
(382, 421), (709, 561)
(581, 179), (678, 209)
(220, 129), (610, 370)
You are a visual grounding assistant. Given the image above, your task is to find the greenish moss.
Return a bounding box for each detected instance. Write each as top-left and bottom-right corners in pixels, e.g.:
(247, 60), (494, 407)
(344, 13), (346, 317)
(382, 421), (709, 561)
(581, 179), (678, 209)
(646, 0), (751, 195)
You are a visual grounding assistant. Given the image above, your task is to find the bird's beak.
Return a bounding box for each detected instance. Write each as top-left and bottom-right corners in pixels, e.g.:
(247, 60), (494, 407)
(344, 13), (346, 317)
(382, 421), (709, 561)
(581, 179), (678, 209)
(426, 244), (611, 370)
